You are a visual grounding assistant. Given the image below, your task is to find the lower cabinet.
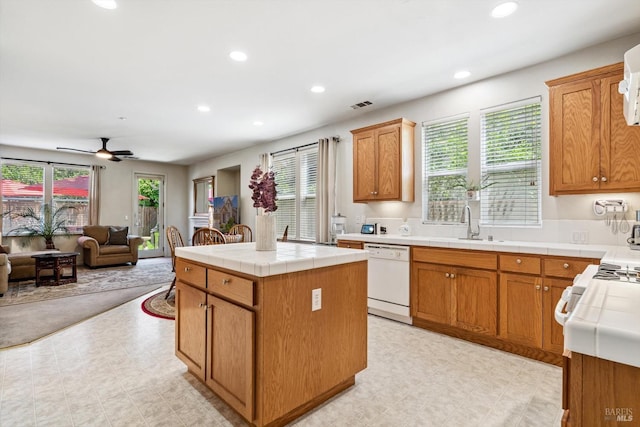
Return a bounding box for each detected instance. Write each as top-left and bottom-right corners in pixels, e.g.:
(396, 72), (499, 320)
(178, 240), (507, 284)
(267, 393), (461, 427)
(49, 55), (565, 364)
(175, 280), (255, 420)
(412, 262), (498, 336)
(498, 273), (543, 347)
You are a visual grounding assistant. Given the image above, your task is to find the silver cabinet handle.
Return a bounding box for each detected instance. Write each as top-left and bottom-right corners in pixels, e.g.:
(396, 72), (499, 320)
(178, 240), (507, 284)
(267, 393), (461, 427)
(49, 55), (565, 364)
(198, 302), (206, 308)
(516, 258), (522, 264)
(450, 273), (455, 279)
(184, 267), (191, 272)
(535, 285), (541, 290)
(445, 273), (450, 278)
(601, 176), (607, 182)
(592, 177), (598, 182)
(544, 286), (549, 291)
(221, 279), (230, 285)
(563, 263), (569, 269)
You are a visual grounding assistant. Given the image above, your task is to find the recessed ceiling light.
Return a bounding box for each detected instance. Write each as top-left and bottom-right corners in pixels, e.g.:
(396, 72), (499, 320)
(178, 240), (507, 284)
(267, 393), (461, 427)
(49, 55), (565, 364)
(454, 70), (471, 79)
(253, 121), (264, 126)
(197, 105), (211, 113)
(118, 116), (127, 121)
(491, 1), (518, 18)
(310, 85), (325, 93)
(229, 51), (248, 62)
(92, 0), (117, 10)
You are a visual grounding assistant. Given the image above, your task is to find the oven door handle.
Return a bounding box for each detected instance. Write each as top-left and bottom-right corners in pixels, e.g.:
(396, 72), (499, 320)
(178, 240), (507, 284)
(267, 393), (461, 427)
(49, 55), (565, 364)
(554, 286), (573, 326)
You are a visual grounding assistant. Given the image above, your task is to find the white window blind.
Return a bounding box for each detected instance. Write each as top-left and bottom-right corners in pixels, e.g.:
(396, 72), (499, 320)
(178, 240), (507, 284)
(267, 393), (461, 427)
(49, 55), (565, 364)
(272, 145), (317, 241)
(480, 98), (542, 226)
(422, 114), (469, 223)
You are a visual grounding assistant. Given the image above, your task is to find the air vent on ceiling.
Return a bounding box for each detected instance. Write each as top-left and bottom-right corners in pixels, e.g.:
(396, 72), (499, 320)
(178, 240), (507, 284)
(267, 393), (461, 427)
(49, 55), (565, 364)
(350, 100), (373, 110)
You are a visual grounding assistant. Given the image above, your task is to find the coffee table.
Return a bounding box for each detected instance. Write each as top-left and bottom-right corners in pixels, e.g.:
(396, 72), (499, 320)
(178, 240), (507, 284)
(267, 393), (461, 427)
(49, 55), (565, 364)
(32, 252), (80, 286)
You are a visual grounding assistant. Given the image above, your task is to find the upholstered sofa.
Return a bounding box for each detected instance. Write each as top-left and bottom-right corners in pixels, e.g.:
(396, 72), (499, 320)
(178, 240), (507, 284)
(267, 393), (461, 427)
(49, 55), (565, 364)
(78, 225), (143, 268)
(0, 254), (10, 297)
(0, 245), (60, 282)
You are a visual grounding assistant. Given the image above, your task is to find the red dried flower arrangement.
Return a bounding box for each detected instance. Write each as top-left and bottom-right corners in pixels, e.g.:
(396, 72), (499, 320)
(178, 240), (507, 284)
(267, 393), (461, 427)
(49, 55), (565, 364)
(248, 166), (278, 214)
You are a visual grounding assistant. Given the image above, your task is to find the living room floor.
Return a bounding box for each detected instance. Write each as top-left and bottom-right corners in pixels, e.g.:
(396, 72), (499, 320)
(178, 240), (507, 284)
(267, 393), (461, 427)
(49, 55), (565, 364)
(0, 286), (563, 427)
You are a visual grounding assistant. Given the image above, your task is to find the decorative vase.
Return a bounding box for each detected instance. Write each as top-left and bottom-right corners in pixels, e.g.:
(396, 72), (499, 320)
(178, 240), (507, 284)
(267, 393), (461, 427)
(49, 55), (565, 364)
(466, 190), (480, 201)
(255, 215), (277, 251)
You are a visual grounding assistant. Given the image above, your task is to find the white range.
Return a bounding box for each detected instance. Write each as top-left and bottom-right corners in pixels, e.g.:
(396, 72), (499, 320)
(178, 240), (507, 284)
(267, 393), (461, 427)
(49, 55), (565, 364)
(563, 247), (640, 368)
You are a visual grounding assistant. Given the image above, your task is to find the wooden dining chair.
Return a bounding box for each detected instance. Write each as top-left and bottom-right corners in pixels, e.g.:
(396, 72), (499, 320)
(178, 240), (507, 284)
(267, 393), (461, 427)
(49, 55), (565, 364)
(192, 227), (227, 246)
(228, 224), (253, 242)
(165, 225), (185, 299)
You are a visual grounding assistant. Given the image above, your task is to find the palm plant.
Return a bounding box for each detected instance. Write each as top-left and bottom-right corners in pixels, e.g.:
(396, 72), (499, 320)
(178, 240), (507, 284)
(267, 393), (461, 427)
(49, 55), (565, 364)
(10, 203), (76, 249)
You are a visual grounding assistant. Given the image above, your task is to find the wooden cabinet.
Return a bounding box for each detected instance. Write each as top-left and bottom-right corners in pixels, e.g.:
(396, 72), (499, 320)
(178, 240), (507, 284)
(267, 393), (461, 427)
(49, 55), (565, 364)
(175, 256), (368, 426)
(351, 118), (415, 202)
(547, 63), (640, 195)
(412, 248), (498, 336)
(564, 351), (640, 427)
(175, 268), (255, 420)
(499, 255), (596, 353)
(336, 240), (364, 249)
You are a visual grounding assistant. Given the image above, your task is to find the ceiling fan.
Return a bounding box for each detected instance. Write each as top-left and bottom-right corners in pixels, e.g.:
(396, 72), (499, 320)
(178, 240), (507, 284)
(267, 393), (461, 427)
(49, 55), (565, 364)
(56, 137), (134, 162)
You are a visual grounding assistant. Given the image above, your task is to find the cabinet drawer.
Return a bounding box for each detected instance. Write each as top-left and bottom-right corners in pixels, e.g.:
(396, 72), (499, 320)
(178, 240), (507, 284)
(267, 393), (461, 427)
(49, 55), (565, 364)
(499, 254), (541, 275)
(413, 247), (497, 270)
(208, 269), (254, 306)
(544, 258), (593, 278)
(176, 258), (207, 290)
(337, 240), (364, 249)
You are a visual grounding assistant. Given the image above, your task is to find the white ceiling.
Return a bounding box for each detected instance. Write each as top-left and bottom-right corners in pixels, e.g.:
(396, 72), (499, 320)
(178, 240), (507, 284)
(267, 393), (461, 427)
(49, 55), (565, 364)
(1, 0), (640, 165)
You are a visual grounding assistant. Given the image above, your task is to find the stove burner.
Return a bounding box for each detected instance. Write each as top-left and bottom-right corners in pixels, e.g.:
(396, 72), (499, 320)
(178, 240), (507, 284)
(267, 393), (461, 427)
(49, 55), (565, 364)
(594, 264), (640, 282)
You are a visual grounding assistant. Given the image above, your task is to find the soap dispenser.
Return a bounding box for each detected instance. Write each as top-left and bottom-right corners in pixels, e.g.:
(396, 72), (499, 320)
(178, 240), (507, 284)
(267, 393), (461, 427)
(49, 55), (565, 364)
(399, 218), (411, 236)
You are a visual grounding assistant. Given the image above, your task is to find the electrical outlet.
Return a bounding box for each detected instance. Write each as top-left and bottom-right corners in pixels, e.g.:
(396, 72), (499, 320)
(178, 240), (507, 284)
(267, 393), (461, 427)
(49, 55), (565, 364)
(312, 288), (322, 311)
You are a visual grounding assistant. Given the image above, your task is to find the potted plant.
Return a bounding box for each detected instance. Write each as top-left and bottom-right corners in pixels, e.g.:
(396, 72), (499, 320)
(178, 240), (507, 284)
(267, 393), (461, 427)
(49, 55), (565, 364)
(453, 176), (494, 201)
(9, 203), (76, 249)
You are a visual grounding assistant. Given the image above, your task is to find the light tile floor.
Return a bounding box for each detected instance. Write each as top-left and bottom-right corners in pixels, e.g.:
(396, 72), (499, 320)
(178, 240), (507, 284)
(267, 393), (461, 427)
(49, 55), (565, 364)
(0, 286), (563, 426)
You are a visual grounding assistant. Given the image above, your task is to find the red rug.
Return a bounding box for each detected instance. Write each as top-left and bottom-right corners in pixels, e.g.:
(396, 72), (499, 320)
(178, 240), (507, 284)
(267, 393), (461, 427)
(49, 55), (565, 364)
(141, 290), (175, 320)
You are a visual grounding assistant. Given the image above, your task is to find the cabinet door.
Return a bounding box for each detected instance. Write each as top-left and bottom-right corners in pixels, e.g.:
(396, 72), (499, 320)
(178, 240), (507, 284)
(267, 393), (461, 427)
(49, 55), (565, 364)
(353, 130), (377, 202)
(375, 124), (401, 200)
(411, 262), (451, 324)
(205, 295), (255, 421)
(600, 75), (640, 192)
(499, 273), (542, 347)
(542, 278), (570, 354)
(452, 268), (497, 336)
(175, 281), (207, 378)
(549, 80), (601, 194)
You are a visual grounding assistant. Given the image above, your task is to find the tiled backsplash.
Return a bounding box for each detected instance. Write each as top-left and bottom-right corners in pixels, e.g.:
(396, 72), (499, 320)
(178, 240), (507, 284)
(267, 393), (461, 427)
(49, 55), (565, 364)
(359, 217), (632, 247)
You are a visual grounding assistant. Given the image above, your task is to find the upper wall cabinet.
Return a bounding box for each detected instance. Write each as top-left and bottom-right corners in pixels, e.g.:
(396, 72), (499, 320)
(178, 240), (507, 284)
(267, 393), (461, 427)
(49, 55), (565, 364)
(546, 63), (640, 195)
(351, 118), (416, 203)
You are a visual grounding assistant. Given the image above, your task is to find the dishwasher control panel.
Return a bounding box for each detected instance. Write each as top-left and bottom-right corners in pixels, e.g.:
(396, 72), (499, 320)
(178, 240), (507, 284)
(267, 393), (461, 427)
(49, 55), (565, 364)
(364, 244), (410, 261)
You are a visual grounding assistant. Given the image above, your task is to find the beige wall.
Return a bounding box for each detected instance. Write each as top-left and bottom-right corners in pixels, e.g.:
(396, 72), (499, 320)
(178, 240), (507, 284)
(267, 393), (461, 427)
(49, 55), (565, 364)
(189, 32), (640, 244)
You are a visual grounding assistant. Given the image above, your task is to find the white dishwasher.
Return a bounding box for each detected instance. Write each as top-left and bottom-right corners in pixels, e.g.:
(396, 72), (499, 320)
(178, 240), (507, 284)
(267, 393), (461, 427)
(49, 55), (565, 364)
(364, 243), (411, 324)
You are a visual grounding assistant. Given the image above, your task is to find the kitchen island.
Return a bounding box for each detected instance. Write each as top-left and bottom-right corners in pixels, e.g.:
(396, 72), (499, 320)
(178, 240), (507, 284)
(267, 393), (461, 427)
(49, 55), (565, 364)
(174, 242), (368, 427)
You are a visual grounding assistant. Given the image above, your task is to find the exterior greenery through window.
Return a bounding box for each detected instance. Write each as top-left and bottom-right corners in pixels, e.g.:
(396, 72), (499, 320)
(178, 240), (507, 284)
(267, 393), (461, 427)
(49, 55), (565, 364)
(1, 161), (90, 235)
(480, 98), (542, 226)
(271, 145), (317, 241)
(422, 115), (469, 223)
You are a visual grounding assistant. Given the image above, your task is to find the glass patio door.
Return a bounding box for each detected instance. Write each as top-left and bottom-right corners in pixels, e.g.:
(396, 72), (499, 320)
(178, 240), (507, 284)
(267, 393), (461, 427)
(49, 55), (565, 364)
(133, 173), (164, 258)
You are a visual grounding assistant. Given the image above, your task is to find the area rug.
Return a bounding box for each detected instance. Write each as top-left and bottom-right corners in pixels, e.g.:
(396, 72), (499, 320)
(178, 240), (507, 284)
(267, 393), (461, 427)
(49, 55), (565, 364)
(0, 257), (173, 349)
(0, 257), (173, 306)
(141, 289), (175, 320)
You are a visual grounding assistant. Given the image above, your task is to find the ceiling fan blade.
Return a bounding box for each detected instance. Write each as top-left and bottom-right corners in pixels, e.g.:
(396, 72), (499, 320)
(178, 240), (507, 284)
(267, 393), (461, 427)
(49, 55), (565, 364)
(110, 150), (134, 156)
(109, 156), (122, 162)
(56, 147), (97, 154)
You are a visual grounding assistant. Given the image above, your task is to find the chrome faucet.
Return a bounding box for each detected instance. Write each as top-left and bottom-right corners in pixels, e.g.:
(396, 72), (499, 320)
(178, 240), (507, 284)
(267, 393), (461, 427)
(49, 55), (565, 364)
(460, 205), (481, 240)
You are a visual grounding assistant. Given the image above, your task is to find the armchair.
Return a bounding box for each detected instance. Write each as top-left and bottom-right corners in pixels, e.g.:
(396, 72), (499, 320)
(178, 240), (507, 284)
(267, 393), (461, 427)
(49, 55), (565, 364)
(78, 225), (143, 268)
(0, 254), (10, 297)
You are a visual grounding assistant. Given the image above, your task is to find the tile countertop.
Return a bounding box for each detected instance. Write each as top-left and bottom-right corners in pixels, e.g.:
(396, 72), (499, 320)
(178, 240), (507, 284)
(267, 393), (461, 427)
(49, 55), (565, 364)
(337, 233), (640, 260)
(175, 242), (367, 277)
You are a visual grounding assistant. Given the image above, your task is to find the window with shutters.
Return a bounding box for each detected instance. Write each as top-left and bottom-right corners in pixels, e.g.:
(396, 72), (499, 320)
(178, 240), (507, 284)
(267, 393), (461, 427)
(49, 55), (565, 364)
(422, 114), (469, 223)
(272, 145), (317, 241)
(480, 97), (542, 226)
